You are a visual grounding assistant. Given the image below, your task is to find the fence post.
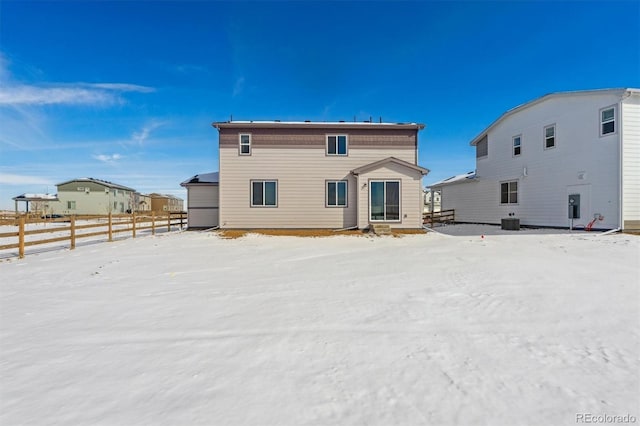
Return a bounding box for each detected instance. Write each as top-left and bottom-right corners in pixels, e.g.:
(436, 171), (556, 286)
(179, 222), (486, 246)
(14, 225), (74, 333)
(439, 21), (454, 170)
(151, 211), (156, 236)
(70, 216), (76, 250)
(180, 212), (184, 229)
(18, 216), (25, 259)
(108, 212), (113, 242)
(132, 212), (136, 238)
(167, 211), (171, 232)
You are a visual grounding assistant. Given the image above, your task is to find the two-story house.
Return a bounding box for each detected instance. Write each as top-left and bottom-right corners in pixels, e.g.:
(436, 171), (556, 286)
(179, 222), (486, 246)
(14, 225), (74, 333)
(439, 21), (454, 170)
(211, 121), (429, 229)
(51, 177), (136, 215)
(431, 88), (640, 231)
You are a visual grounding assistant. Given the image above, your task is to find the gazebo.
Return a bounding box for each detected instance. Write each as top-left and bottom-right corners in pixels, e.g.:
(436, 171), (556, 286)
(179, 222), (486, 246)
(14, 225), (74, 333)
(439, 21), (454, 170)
(12, 193), (59, 215)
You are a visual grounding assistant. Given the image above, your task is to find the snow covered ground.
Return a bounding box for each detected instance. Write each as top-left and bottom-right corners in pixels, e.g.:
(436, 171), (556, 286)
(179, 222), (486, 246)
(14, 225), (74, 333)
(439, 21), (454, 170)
(1, 230), (638, 425)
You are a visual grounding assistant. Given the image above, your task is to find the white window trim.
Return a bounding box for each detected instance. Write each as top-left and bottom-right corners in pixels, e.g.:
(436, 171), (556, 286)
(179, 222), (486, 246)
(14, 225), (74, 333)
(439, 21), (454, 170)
(326, 180), (348, 208)
(250, 180), (278, 207)
(239, 133), (252, 156)
(500, 180), (519, 205)
(326, 134), (348, 156)
(599, 105), (616, 137)
(512, 135), (522, 157)
(543, 124), (556, 150)
(369, 179), (402, 223)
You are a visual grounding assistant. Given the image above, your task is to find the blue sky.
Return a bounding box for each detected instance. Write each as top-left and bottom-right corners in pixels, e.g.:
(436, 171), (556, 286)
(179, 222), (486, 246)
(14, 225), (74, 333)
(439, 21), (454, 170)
(1, 0), (639, 211)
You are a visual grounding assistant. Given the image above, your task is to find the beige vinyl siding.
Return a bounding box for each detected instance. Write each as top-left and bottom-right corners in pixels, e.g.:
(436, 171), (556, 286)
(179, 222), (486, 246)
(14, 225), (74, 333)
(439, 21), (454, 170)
(219, 146), (416, 228)
(356, 162), (424, 229)
(622, 95), (640, 230)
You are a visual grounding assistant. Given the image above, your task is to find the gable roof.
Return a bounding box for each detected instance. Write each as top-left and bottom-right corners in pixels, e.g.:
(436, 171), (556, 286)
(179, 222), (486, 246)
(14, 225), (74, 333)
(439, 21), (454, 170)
(350, 157), (430, 176)
(56, 177), (135, 192)
(469, 88), (639, 146)
(180, 172), (219, 187)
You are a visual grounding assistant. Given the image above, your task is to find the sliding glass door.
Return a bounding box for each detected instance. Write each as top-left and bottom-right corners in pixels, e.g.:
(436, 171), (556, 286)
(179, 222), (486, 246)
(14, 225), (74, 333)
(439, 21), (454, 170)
(370, 180), (400, 222)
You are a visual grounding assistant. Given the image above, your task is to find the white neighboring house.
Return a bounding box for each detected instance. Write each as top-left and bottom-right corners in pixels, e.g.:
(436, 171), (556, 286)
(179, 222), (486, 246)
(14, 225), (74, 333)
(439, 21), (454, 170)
(180, 172), (219, 229)
(430, 88), (640, 231)
(423, 187), (445, 213)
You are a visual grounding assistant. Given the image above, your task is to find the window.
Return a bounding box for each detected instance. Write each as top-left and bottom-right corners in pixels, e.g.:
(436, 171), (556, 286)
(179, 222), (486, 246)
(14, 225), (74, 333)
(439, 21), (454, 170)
(600, 107), (615, 136)
(370, 180), (400, 221)
(251, 180), (277, 207)
(544, 124), (556, 149)
(239, 134), (251, 155)
(67, 201), (76, 210)
(500, 181), (518, 204)
(327, 135), (347, 155)
(512, 135), (521, 156)
(476, 135), (488, 158)
(326, 181), (347, 207)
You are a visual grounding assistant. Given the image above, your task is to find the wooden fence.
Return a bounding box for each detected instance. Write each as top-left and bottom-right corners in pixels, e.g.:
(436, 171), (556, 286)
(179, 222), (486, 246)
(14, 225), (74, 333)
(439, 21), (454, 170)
(0, 212), (187, 259)
(423, 209), (455, 227)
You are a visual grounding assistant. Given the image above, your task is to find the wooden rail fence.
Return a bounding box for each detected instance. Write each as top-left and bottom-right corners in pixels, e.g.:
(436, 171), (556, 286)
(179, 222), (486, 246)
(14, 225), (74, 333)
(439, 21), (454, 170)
(0, 212), (187, 259)
(423, 209), (455, 227)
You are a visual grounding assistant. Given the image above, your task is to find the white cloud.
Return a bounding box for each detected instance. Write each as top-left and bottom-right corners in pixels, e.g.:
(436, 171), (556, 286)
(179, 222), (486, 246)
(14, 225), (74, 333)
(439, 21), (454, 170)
(93, 153), (123, 163)
(0, 173), (55, 185)
(0, 83), (155, 106)
(83, 83), (155, 93)
(132, 121), (165, 145)
(0, 53), (154, 106)
(232, 77), (245, 97)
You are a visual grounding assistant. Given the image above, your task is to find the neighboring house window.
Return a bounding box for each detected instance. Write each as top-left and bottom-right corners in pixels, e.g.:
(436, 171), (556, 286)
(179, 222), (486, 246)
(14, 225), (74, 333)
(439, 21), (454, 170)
(327, 135), (348, 155)
(370, 180), (400, 221)
(512, 135), (521, 156)
(326, 181), (347, 207)
(476, 135), (488, 158)
(544, 124), (556, 149)
(67, 201), (76, 210)
(500, 181), (518, 204)
(600, 107), (615, 136)
(239, 134), (251, 155)
(251, 180), (277, 207)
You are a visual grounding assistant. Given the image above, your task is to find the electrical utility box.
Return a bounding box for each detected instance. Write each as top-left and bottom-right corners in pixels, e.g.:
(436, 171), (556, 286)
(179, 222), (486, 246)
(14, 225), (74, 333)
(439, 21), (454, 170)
(568, 194), (580, 219)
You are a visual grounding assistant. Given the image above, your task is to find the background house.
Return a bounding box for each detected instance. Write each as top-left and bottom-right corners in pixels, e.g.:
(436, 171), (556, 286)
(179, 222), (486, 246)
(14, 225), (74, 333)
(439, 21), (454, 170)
(212, 121), (429, 229)
(180, 172), (219, 229)
(149, 193), (184, 213)
(50, 178), (136, 215)
(431, 88), (639, 231)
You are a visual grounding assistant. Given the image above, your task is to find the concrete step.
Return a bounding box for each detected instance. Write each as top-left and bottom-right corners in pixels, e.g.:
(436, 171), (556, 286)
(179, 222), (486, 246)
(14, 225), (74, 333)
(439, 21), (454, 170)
(371, 224), (392, 235)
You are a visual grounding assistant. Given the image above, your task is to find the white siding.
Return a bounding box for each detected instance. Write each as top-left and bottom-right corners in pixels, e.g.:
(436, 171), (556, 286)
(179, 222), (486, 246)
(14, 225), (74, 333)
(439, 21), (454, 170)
(219, 147), (416, 228)
(443, 92), (625, 229)
(622, 94), (640, 229)
(186, 185), (219, 228)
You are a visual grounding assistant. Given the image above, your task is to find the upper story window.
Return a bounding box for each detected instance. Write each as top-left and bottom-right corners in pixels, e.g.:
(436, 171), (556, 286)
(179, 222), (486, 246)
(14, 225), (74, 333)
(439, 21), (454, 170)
(239, 134), (251, 155)
(600, 107), (615, 136)
(500, 180), (518, 204)
(476, 135), (488, 158)
(326, 181), (347, 207)
(544, 124), (556, 149)
(251, 180), (277, 207)
(67, 201), (76, 210)
(512, 135), (522, 156)
(327, 135), (347, 156)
